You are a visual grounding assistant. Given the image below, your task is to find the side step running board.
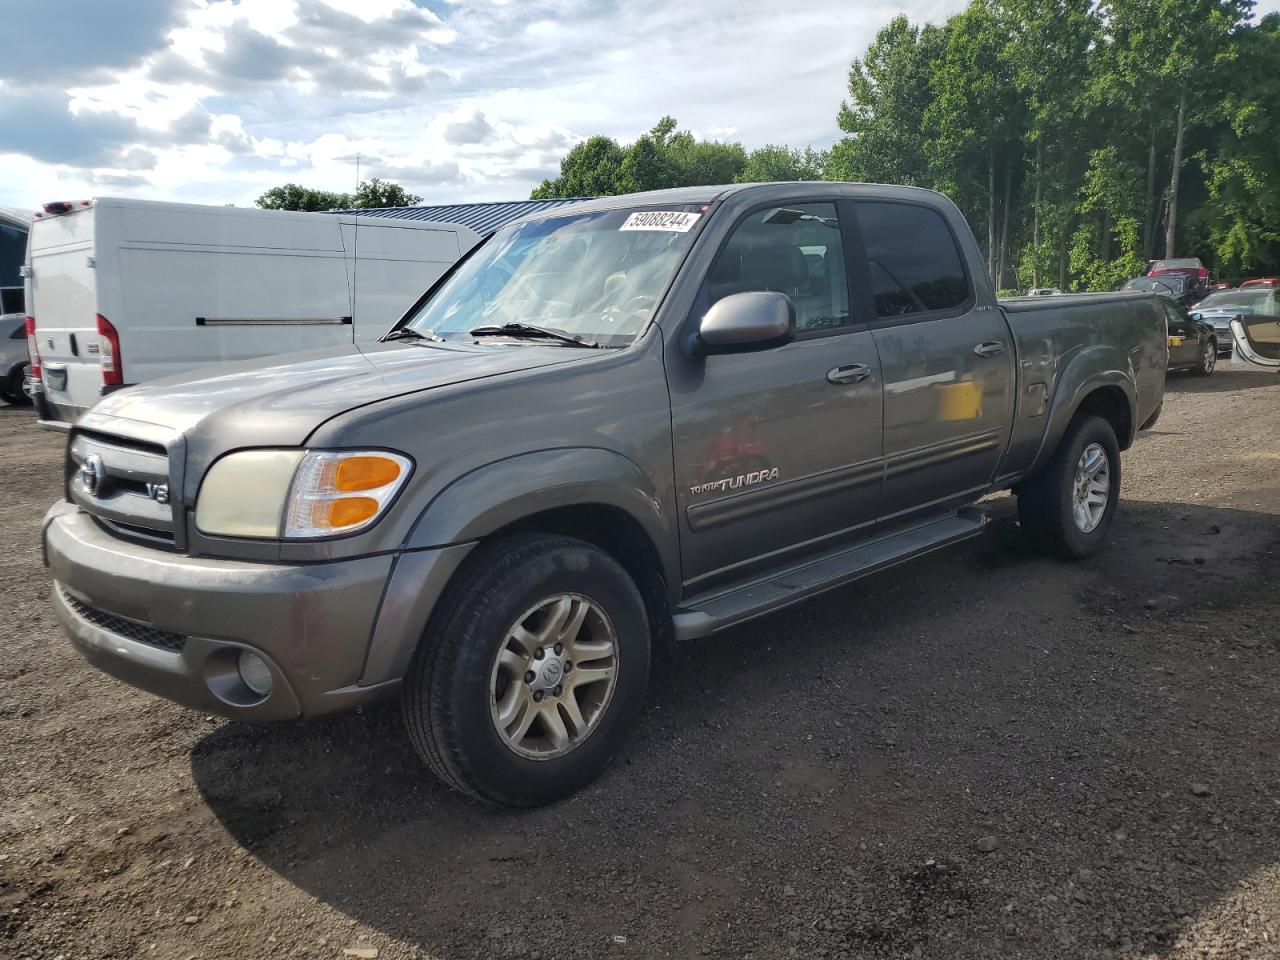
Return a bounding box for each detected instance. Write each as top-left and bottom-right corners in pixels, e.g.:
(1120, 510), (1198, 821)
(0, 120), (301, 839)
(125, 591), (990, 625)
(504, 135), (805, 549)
(672, 508), (989, 641)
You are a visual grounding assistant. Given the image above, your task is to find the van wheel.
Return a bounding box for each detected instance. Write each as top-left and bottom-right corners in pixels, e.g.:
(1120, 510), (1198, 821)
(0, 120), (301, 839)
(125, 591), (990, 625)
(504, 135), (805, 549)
(402, 534), (650, 806)
(1017, 415), (1120, 559)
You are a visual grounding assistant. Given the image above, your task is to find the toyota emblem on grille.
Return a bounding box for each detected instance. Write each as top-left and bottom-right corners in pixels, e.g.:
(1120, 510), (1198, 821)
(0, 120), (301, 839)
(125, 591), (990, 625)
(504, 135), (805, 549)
(81, 454), (105, 496)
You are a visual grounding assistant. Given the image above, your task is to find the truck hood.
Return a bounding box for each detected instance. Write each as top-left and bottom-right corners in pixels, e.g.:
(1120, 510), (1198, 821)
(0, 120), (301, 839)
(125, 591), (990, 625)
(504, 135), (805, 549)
(81, 341), (589, 445)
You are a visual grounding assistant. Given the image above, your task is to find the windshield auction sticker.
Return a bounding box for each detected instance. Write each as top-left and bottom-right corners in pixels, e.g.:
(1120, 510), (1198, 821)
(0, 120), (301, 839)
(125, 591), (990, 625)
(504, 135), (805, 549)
(620, 211), (702, 232)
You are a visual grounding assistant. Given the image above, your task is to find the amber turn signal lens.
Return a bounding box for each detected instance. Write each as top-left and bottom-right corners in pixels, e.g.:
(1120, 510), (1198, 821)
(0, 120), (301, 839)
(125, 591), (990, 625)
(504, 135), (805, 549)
(334, 456), (403, 492)
(328, 497), (379, 527)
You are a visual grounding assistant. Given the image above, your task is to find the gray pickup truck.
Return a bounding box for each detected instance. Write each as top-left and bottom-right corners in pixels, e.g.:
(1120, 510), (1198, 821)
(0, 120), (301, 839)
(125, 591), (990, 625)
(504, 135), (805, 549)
(44, 183), (1167, 806)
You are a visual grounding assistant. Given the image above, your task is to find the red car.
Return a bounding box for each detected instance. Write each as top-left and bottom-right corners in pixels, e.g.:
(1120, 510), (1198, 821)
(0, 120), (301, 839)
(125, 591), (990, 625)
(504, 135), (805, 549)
(1148, 257), (1209, 282)
(1240, 278), (1280, 289)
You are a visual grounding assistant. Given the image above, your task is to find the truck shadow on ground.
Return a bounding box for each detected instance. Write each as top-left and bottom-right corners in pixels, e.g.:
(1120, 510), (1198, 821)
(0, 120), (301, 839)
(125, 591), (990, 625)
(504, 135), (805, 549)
(192, 499), (1280, 959)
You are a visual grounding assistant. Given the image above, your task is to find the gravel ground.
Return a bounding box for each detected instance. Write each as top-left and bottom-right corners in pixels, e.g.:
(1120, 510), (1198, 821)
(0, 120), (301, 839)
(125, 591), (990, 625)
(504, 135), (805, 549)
(1, 363), (1278, 960)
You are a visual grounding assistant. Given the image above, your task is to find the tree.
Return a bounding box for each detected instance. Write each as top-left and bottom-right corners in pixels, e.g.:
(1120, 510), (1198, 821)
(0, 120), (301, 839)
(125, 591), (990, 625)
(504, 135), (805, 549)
(617, 135), (673, 193)
(998, 0), (1100, 287)
(925, 0), (1023, 284)
(1201, 12), (1280, 274)
(1153, 0), (1251, 258)
(530, 119), (750, 198)
(531, 135), (627, 198)
(352, 178), (422, 208)
(664, 133), (746, 186)
(737, 145), (827, 183)
(256, 178), (421, 211)
(828, 16), (948, 186)
(256, 183), (353, 212)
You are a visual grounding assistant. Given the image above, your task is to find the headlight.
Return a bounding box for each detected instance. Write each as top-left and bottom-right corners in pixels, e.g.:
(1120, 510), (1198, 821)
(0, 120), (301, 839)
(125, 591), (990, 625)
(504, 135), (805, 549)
(196, 449), (412, 539)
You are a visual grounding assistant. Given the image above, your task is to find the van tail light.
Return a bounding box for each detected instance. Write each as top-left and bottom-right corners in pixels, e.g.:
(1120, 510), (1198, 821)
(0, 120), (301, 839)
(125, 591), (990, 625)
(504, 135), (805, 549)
(25, 316), (40, 380)
(97, 314), (122, 386)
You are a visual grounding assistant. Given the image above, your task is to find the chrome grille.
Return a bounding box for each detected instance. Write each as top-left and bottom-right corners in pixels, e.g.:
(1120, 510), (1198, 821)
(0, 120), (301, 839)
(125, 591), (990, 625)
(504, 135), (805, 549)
(67, 430), (176, 544)
(60, 589), (187, 653)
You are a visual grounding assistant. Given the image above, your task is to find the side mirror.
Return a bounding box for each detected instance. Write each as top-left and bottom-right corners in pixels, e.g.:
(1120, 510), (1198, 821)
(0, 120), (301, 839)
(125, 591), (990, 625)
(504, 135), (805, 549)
(690, 291), (796, 356)
(1190, 312), (1203, 322)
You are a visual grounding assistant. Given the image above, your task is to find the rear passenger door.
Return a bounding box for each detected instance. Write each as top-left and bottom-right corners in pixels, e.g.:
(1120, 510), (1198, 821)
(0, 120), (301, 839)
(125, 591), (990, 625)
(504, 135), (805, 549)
(851, 200), (1014, 523)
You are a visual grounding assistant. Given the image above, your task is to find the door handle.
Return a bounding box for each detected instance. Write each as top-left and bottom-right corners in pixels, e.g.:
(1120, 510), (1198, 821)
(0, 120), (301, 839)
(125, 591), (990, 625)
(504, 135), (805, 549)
(827, 363), (871, 385)
(973, 341), (1004, 358)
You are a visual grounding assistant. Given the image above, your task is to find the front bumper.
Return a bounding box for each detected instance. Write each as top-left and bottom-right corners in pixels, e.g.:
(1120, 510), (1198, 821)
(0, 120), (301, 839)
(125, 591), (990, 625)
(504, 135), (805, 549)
(43, 503), (471, 720)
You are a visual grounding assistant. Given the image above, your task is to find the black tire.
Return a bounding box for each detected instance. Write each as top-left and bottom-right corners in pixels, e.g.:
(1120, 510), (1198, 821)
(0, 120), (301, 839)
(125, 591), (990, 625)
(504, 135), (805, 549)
(402, 534), (651, 806)
(1017, 415), (1121, 559)
(1194, 339), (1216, 376)
(6, 364), (32, 406)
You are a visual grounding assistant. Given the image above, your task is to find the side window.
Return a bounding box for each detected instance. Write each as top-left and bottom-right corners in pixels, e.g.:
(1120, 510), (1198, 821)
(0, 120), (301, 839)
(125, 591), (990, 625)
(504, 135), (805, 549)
(702, 202), (850, 333)
(853, 202), (970, 319)
(1163, 302), (1185, 328)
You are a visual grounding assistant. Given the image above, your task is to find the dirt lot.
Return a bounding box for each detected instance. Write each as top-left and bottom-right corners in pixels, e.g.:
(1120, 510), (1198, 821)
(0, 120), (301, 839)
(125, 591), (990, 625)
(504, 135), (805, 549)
(1, 364), (1278, 960)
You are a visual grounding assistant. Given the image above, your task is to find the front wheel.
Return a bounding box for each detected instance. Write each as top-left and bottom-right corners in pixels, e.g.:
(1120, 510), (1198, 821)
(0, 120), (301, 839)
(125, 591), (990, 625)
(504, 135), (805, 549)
(1017, 415), (1121, 559)
(402, 534), (651, 806)
(1194, 339), (1216, 376)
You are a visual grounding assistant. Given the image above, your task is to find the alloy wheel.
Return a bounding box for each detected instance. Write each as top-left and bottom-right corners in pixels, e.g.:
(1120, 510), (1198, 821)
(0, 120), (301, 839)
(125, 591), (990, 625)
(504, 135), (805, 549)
(489, 594), (618, 760)
(1072, 442), (1111, 533)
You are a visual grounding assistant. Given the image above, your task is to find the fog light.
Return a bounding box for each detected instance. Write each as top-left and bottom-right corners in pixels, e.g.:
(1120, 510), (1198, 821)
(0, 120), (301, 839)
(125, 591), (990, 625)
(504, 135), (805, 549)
(237, 650), (273, 697)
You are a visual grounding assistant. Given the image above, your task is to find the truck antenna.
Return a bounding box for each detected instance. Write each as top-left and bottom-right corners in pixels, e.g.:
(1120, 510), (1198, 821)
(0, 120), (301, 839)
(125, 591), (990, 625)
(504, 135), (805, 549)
(352, 153), (359, 344)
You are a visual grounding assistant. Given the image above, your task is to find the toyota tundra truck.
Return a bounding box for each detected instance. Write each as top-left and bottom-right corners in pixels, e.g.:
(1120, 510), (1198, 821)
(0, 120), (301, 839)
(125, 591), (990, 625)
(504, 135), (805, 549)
(43, 183), (1167, 806)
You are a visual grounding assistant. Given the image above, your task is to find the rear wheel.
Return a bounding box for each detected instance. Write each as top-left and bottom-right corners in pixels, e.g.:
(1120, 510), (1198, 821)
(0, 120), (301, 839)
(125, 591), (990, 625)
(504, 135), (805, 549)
(402, 534), (651, 806)
(1194, 339), (1216, 376)
(1018, 415), (1121, 559)
(5, 363), (31, 406)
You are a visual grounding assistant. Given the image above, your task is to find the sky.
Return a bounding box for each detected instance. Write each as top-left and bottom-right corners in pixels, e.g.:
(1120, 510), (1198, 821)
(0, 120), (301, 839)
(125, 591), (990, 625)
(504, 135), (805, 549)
(1, 0), (1276, 211)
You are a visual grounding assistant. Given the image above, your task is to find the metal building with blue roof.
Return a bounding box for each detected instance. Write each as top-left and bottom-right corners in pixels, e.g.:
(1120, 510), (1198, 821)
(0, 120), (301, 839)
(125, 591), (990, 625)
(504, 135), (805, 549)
(335, 198), (592, 236)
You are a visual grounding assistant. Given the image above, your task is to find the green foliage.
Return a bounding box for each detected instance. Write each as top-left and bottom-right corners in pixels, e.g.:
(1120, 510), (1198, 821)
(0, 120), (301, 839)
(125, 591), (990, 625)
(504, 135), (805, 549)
(256, 178), (422, 211)
(736, 145), (827, 183)
(1200, 13), (1280, 274)
(531, 135), (627, 198)
(352, 178), (422, 208)
(532, 118), (759, 198)
(529, 1), (1278, 284)
(256, 183), (352, 212)
(828, 16), (947, 186)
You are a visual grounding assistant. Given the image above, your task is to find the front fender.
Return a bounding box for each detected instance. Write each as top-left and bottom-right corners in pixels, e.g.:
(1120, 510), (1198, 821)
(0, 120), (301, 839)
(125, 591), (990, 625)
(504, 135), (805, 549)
(405, 446), (680, 589)
(1028, 345), (1137, 476)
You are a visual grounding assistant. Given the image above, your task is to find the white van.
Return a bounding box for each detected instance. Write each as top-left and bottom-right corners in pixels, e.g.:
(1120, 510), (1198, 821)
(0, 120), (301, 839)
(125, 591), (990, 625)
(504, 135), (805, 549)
(24, 198), (479, 428)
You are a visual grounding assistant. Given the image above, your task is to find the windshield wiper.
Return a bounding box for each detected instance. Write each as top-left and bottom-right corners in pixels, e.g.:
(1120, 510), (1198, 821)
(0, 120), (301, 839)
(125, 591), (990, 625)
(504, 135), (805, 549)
(468, 322), (601, 348)
(381, 327), (443, 343)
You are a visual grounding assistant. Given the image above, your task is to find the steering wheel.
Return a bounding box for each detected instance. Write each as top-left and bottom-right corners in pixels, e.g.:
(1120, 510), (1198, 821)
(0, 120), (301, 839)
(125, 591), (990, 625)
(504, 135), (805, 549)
(605, 295), (656, 318)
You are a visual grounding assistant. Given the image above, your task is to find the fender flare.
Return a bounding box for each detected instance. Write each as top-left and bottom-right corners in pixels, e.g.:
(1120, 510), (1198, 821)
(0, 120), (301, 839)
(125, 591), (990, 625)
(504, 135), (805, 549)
(1028, 345), (1137, 476)
(404, 446), (680, 589)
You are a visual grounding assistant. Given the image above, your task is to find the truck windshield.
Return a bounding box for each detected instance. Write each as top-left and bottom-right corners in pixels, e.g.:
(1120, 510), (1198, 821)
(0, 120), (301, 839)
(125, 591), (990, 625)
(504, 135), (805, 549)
(402, 204), (705, 348)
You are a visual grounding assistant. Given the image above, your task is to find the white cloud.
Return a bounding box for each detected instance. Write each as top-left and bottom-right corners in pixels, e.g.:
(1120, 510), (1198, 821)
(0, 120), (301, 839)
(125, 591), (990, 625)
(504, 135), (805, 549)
(5, 0), (1279, 209)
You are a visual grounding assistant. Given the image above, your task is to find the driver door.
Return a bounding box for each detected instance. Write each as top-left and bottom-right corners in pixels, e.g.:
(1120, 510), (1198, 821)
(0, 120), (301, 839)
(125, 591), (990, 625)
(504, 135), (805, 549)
(667, 200), (884, 593)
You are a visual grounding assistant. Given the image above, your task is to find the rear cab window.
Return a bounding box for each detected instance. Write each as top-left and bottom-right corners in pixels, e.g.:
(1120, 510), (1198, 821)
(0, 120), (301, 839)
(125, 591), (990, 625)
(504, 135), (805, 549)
(852, 201), (972, 321)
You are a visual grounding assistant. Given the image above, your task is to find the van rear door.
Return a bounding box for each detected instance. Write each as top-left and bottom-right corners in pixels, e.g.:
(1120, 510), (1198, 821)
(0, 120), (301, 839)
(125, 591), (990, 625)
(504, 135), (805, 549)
(27, 205), (102, 421)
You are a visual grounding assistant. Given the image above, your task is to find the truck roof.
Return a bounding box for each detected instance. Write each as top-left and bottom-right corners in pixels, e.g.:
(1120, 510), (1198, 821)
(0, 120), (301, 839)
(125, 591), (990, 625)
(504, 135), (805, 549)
(508, 181), (954, 226)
